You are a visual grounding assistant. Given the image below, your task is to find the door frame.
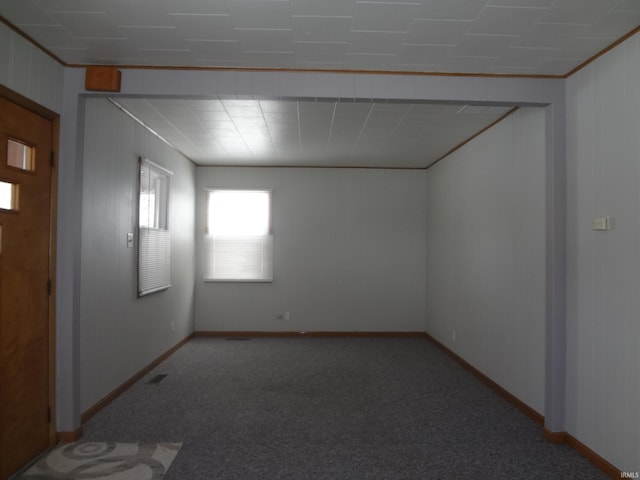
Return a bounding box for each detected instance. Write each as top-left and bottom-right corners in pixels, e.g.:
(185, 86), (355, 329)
(0, 83), (59, 448)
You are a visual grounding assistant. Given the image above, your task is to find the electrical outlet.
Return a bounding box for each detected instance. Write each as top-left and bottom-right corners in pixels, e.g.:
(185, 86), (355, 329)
(276, 312), (291, 321)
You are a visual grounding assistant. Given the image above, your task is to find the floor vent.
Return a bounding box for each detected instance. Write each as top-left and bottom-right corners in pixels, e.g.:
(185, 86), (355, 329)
(148, 374), (167, 384)
(225, 337), (251, 341)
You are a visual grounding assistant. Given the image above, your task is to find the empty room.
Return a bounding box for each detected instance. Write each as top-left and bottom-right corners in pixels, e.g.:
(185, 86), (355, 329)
(0, 1), (639, 479)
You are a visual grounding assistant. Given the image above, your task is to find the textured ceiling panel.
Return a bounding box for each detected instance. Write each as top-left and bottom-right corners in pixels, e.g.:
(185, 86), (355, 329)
(1, 0), (637, 75)
(2, 0), (638, 167)
(112, 97), (516, 168)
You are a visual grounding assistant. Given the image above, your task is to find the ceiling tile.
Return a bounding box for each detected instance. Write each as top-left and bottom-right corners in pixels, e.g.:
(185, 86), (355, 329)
(268, 125), (299, 138)
(617, 0), (640, 12)
(120, 27), (187, 50)
(346, 53), (396, 69)
(29, 0), (103, 13)
(189, 99), (226, 112)
(290, 0), (356, 16)
(243, 51), (295, 67)
(266, 123), (300, 135)
(15, 25), (84, 48)
(396, 43), (455, 65)
(138, 49), (195, 66)
(417, 0), (487, 21)
(511, 22), (587, 48)
(198, 111), (234, 122)
(260, 100), (298, 113)
(555, 36), (616, 58)
(235, 28), (292, 51)
(437, 57), (497, 73)
(488, 0), (555, 6)
(168, 14), (236, 41)
(335, 102), (371, 115)
(583, 11), (640, 38)
(295, 61), (347, 69)
(203, 125), (238, 137)
(162, 0), (229, 15)
(372, 103), (411, 113)
(184, 40), (243, 61)
(348, 31), (406, 54)
(149, 99), (194, 114)
(454, 34), (516, 57)
(223, 101), (263, 116)
(1, 0), (58, 25)
(352, 2), (422, 32)
(536, 0), (624, 24)
(407, 19), (471, 44)
(493, 46), (552, 68)
(292, 16), (352, 43)
(533, 57), (581, 74)
(270, 132), (300, 143)
(365, 114), (403, 128)
(358, 126), (393, 139)
(96, 0), (173, 27)
(293, 42), (347, 63)
(225, 0), (292, 29)
(77, 37), (135, 58)
(49, 12), (123, 38)
(298, 101), (335, 117)
(468, 6), (547, 36)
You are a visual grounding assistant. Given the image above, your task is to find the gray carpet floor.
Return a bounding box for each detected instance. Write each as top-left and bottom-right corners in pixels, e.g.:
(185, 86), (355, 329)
(82, 337), (609, 479)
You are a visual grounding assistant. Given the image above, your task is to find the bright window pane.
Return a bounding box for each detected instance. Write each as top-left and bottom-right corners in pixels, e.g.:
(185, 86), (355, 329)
(139, 164), (169, 230)
(0, 181), (16, 210)
(208, 190), (270, 236)
(205, 189), (273, 282)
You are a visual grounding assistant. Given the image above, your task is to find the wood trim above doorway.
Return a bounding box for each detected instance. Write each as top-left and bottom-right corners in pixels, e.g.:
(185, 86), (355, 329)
(0, 84), (57, 121)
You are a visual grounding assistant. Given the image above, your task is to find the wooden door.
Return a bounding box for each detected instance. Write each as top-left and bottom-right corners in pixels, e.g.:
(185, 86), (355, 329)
(0, 97), (54, 478)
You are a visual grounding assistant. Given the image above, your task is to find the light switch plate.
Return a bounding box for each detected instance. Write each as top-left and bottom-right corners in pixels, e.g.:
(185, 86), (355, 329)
(592, 216), (611, 231)
(126, 232), (134, 248)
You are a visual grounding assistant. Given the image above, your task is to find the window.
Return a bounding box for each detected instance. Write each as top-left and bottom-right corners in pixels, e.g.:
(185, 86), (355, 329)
(137, 158), (172, 296)
(0, 180), (18, 211)
(7, 138), (35, 171)
(204, 189), (273, 282)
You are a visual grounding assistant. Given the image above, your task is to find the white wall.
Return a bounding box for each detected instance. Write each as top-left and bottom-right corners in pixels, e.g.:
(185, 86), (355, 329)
(80, 97), (196, 412)
(425, 107), (546, 414)
(566, 32), (640, 472)
(0, 21), (64, 112)
(195, 167), (427, 332)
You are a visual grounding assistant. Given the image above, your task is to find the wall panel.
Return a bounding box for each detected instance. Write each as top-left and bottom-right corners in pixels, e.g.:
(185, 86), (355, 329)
(425, 107), (546, 414)
(0, 22), (63, 112)
(194, 167), (427, 333)
(80, 97), (196, 412)
(566, 32), (640, 472)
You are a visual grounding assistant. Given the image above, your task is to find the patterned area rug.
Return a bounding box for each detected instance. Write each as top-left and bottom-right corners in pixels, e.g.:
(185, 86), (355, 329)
(22, 442), (182, 480)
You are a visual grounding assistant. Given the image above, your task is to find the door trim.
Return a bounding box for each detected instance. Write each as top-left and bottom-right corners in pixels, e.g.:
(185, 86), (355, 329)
(0, 83), (59, 448)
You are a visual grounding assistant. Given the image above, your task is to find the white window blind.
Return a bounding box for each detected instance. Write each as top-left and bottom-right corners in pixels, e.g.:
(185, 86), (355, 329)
(204, 189), (273, 282)
(138, 158), (172, 296)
